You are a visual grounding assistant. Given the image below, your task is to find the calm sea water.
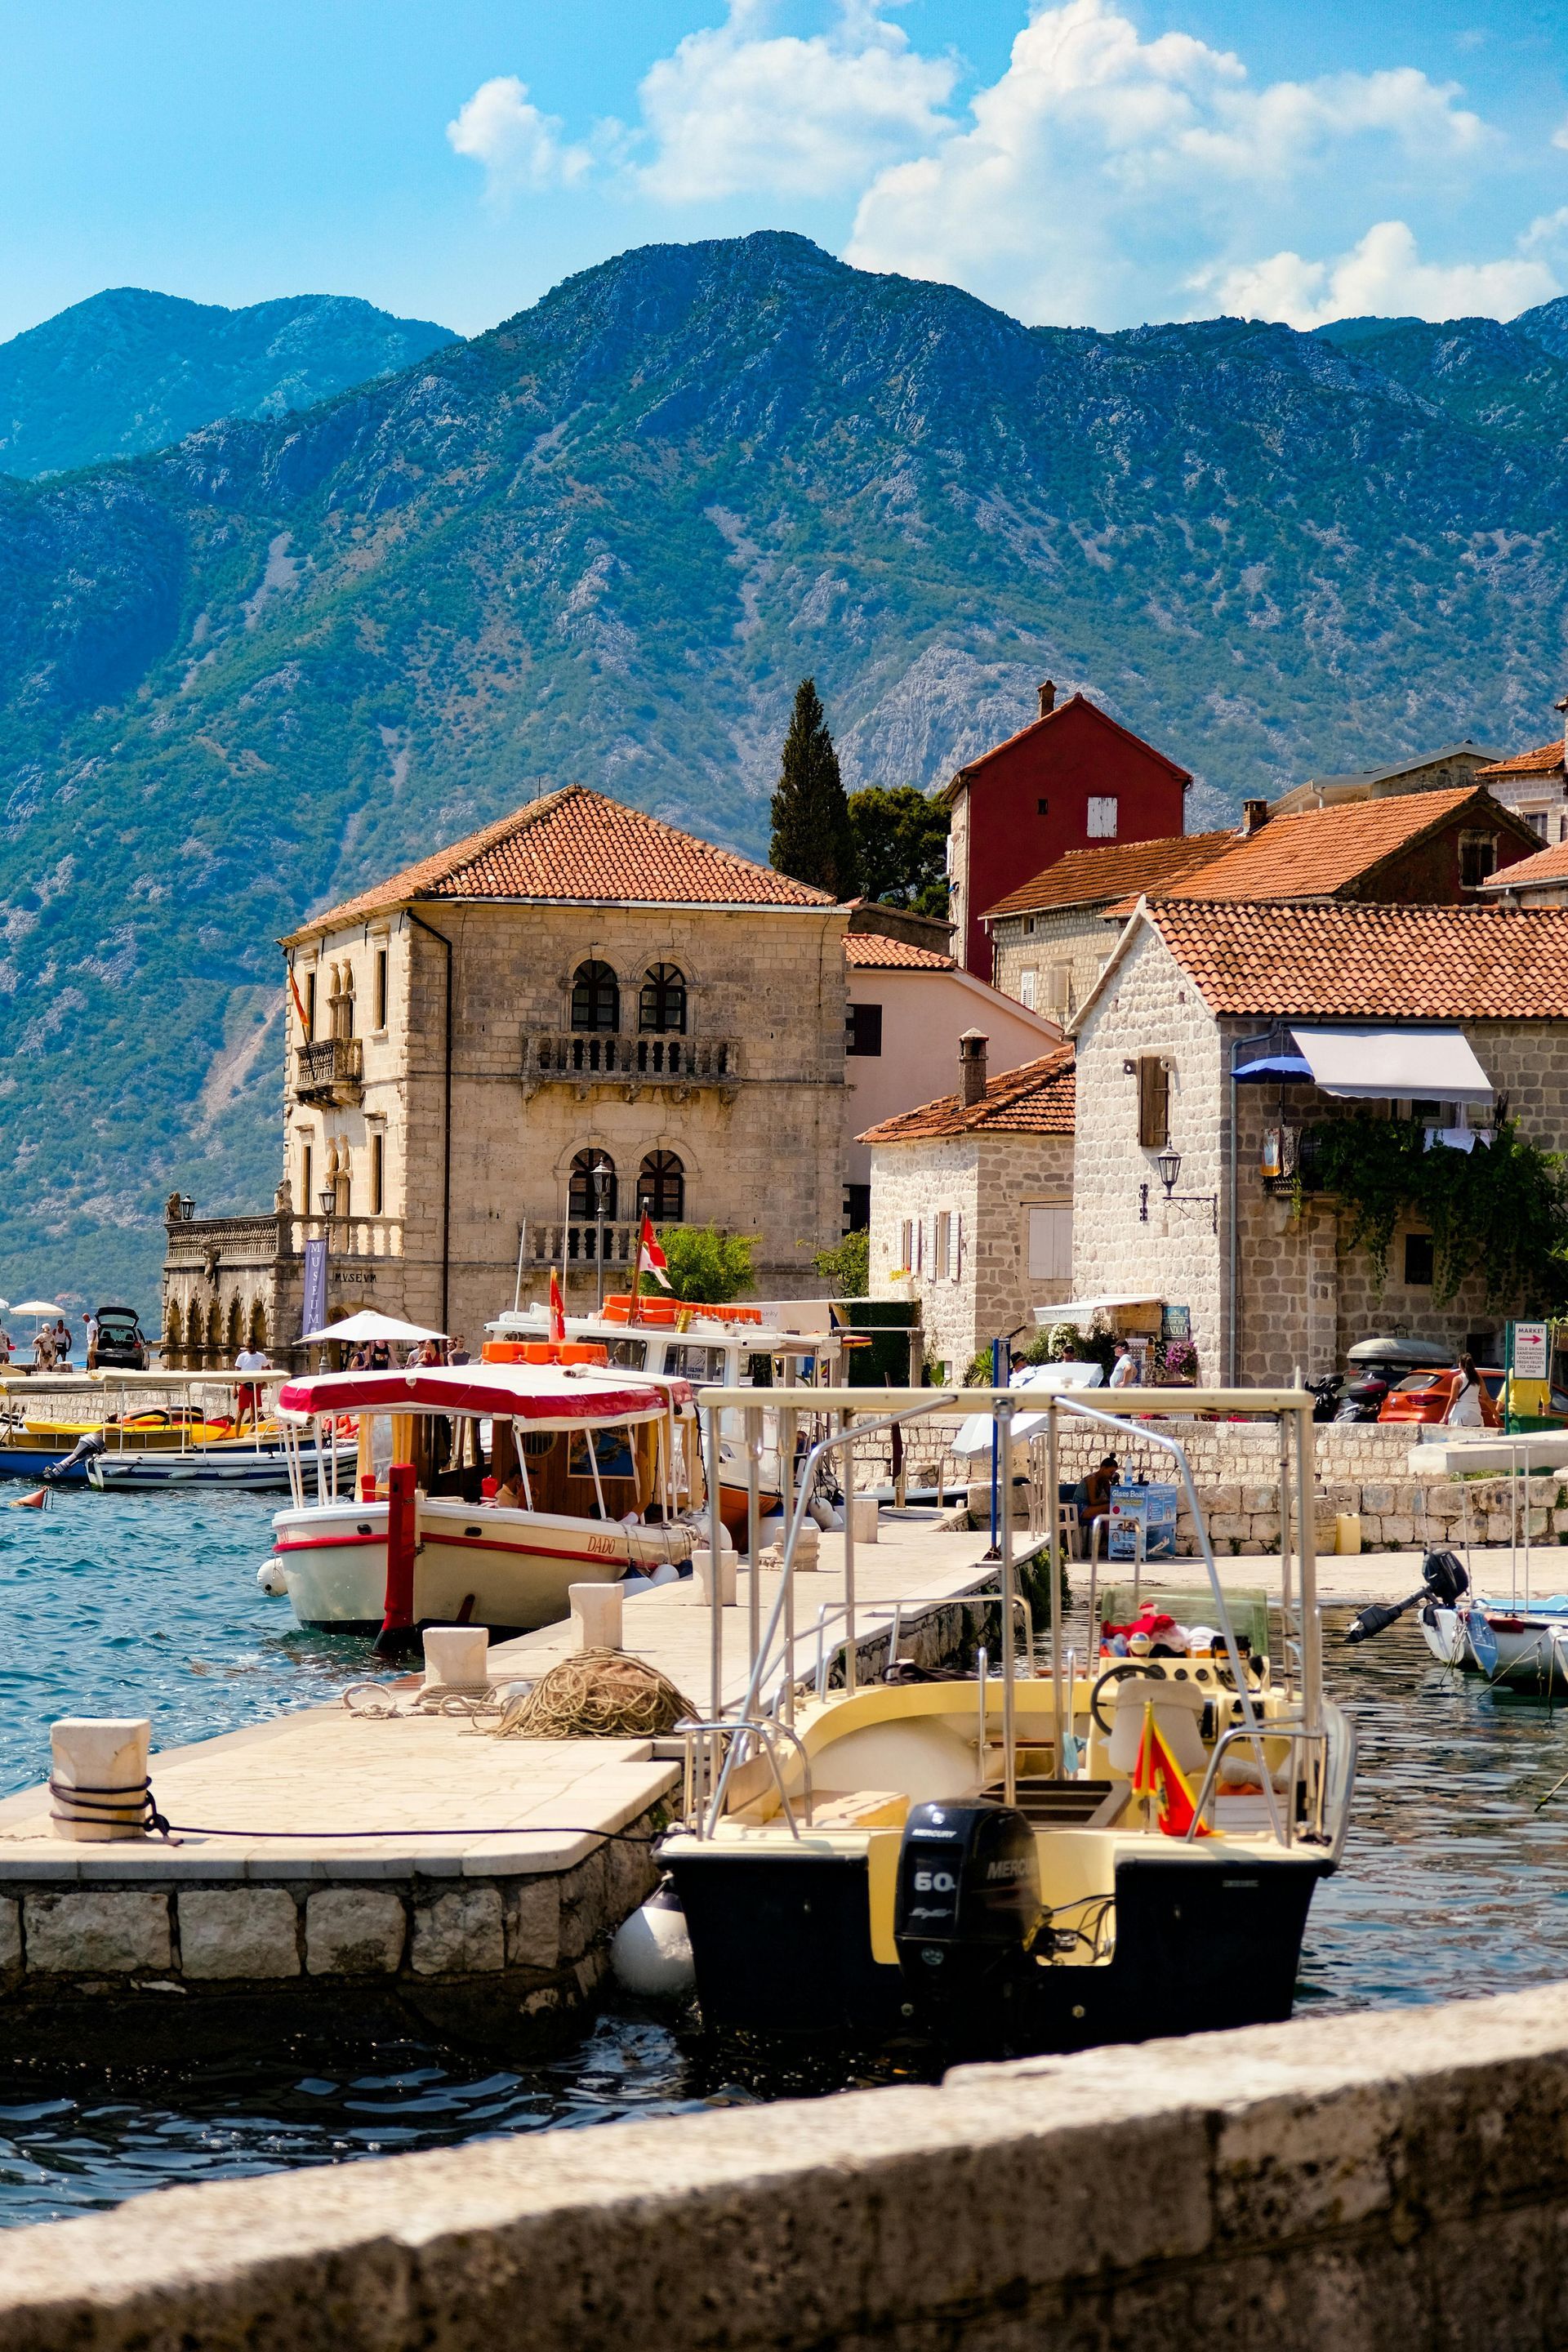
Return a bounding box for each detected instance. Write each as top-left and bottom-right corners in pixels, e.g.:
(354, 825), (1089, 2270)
(7, 1494), (1568, 2227)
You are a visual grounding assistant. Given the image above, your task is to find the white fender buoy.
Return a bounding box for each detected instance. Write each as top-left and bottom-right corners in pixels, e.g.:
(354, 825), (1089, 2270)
(256, 1559), (289, 1597)
(610, 1885), (695, 1998)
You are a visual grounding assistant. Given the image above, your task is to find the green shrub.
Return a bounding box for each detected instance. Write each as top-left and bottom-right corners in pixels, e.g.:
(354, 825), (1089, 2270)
(813, 1227), (869, 1297)
(654, 1224), (759, 1303)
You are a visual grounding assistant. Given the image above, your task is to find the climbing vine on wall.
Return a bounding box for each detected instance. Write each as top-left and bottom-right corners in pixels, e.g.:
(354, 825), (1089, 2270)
(1307, 1114), (1568, 1312)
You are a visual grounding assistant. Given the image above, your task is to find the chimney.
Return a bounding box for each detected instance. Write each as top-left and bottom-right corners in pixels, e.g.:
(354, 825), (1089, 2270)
(959, 1028), (989, 1106)
(1240, 798), (1268, 837)
(1037, 680), (1056, 719)
(1556, 692), (1567, 753)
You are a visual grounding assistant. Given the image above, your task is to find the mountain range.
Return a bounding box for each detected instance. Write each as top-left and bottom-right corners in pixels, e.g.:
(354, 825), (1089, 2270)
(3, 229), (1568, 1314)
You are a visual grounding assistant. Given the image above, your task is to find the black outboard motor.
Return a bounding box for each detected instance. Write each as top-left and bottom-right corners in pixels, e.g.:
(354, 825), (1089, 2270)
(1344, 1548), (1470, 1644)
(893, 1801), (1040, 2029)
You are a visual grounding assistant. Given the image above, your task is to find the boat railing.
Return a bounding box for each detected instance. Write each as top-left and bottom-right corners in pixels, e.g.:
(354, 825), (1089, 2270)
(1183, 1721), (1332, 1851)
(679, 1713), (814, 1840)
(697, 1383), (1321, 1851)
(808, 1588), (1036, 1704)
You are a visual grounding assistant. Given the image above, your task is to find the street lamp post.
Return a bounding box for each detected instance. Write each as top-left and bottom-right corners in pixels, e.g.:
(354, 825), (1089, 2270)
(592, 1157), (613, 1312)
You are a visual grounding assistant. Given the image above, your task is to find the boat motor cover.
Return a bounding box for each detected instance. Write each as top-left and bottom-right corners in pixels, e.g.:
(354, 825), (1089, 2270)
(893, 1801), (1040, 1952)
(1423, 1551), (1470, 1606)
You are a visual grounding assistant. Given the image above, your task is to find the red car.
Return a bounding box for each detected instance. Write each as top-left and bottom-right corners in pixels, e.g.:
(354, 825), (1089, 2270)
(1378, 1368), (1502, 1428)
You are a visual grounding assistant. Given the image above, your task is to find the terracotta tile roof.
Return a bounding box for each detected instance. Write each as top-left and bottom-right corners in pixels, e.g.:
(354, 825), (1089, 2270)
(940, 692), (1192, 804)
(982, 831), (1234, 921)
(1477, 740), (1565, 778)
(842, 933), (955, 969)
(290, 786), (835, 936)
(1143, 899), (1568, 1019)
(859, 1045), (1076, 1143)
(1479, 837), (1568, 890)
(1109, 786), (1522, 914)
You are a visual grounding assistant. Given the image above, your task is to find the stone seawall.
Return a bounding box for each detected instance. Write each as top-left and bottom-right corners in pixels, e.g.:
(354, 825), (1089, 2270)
(7, 1984), (1568, 2349)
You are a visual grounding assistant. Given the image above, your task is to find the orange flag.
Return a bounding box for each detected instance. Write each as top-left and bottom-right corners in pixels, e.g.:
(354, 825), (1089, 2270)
(287, 967), (311, 1040)
(1131, 1701), (1211, 1839)
(548, 1269), (566, 1343)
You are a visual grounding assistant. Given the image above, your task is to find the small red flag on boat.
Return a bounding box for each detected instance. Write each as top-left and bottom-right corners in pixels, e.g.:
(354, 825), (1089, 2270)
(1131, 1701), (1211, 1838)
(637, 1212), (673, 1291)
(548, 1269), (567, 1343)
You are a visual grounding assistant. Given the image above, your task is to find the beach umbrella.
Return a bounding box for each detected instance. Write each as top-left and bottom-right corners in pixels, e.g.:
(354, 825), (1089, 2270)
(298, 1310), (447, 1345)
(12, 1300), (61, 1317)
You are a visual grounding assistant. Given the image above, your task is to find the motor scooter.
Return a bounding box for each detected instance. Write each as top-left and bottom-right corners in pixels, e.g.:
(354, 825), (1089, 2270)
(1334, 1370), (1392, 1423)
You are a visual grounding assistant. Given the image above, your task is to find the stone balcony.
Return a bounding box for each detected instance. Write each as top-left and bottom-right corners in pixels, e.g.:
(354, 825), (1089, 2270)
(522, 1031), (741, 1102)
(295, 1036), (364, 1106)
(523, 1217), (642, 1273)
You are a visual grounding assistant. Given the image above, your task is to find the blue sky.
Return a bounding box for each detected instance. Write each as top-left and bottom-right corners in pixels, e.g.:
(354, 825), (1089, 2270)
(2, 0), (1567, 341)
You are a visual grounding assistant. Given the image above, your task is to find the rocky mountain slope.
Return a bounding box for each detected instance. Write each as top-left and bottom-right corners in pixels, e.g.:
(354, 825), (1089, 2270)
(0, 288), (455, 477)
(3, 229), (1568, 1311)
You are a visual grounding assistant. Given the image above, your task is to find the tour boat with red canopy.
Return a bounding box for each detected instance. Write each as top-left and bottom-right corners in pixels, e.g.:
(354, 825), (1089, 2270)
(266, 1356), (701, 1643)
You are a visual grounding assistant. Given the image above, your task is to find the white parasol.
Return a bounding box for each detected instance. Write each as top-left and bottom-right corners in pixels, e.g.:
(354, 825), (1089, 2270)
(298, 1310), (448, 1346)
(12, 1300), (62, 1317)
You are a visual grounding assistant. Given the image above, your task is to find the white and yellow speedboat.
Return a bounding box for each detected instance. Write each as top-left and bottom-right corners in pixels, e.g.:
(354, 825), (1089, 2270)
(660, 1381), (1355, 2059)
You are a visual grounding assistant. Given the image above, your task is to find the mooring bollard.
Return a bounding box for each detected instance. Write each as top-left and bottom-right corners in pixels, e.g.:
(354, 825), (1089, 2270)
(692, 1548), (737, 1607)
(50, 1718), (151, 1842)
(849, 1494), (880, 1545)
(421, 1625), (491, 1691)
(570, 1583), (624, 1650)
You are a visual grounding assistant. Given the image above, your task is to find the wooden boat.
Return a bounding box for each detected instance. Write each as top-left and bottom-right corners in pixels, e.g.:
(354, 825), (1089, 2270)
(483, 1298), (839, 1543)
(268, 1356), (703, 1638)
(659, 1379), (1356, 2060)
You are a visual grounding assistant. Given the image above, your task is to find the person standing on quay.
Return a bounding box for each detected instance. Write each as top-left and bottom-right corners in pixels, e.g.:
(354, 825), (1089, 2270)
(234, 1337), (272, 1434)
(82, 1310), (99, 1370)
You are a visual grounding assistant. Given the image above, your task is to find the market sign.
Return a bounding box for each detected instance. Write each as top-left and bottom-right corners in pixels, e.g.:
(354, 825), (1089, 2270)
(1509, 1321), (1550, 1381)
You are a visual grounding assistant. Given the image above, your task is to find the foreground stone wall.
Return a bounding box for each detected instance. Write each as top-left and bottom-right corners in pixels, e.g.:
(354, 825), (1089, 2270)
(9, 1984), (1568, 2349)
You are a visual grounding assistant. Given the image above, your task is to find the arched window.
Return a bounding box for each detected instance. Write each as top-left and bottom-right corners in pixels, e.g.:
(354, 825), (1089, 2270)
(568, 1149), (617, 1220)
(639, 964), (687, 1035)
(637, 1150), (684, 1223)
(226, 1297), (243, 1355)
(248, 1300), (267, 1352)
(571, 960), (619, 1032)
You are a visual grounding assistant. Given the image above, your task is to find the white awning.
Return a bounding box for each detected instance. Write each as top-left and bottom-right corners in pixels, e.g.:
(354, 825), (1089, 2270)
(1031, 1294), (1160, 1325)
(1285, 1027), (1493, 1106)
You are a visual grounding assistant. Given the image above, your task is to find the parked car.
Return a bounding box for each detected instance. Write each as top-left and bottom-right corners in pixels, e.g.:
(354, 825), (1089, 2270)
(93, 1307), (148, 1370)
(1378, 1368), (1503, 1428)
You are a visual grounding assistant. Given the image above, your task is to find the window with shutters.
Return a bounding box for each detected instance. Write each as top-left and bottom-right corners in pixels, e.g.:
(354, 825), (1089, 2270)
(1087, 795), (1118, 838)
(1027, 1203), (1073, 1280)
(1459, 832), (1497, 889)
(934, 1210), (952, 1278)
(1137, 1054), (1169, 1147)
(1045, 963), (1072, 1016)
(846, 1002), (883, 1056)
(1018, 969), (1037, 1010)
(898, 1218), (913, 1271)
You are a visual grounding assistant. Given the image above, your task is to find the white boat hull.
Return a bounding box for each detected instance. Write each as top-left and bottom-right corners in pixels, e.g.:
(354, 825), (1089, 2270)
(88, 1442), (356, 1493)
(1420, 1603), (1568, 1690)
(270, 1495), (698, 1635)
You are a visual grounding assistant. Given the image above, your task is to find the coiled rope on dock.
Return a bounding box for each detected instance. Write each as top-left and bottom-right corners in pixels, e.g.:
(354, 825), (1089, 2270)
(491, 1649), (695, 1742)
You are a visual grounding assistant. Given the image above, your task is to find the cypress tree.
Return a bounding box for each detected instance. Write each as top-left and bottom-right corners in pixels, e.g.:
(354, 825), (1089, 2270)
(769, 676), (860, 898)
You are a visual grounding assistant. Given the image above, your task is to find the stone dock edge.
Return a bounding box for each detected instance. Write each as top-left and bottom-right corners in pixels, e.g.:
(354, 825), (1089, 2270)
(4, 1982), (1568, 2349)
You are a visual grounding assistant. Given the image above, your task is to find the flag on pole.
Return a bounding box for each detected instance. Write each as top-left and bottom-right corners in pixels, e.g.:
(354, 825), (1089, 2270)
(548, 1269), (566, 1343)
(287, 966), (311, 1040)
(1131, 1700), (1211, 1838)
(637, 1211), (673, 1291)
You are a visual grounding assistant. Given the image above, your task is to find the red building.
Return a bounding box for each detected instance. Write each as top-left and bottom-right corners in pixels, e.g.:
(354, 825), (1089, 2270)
(941, 685), (1191, 978)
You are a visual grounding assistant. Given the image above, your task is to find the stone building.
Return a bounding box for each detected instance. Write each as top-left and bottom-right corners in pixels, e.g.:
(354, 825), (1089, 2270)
(841, 933), (1062, 1224)
(861, 1036), (1076, 1380)
(163, 787), (848, 1363)
(1266, 741), (1502, 817)
(942, 685), (1191, 978)
(1474, 702), (1568, 844)
(1070, 896), (1568, 1388)
(986, 785), (1539, 1018)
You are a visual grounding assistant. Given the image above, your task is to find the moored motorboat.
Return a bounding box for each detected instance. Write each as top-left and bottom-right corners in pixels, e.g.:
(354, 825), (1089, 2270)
(268, 1356), (702, 1637)
(658, 1377), (1355, 2060)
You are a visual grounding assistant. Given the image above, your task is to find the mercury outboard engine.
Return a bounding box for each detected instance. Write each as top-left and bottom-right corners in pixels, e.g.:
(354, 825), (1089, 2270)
(893, 1800), (1040, 2031)
(1344, 1549), (1469, 1644)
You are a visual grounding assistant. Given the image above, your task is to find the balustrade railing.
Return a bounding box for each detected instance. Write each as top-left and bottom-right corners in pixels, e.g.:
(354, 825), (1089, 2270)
(295, 1037), (363, 1101)
(523, 1031), (740, 1092)
(525, 1218), (642, 1268)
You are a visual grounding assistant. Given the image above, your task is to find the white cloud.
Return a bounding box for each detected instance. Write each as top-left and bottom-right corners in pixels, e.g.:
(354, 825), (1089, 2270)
(446, 76), (593, 195)
(1202, 219), (1559, 329)
(846, 0), (1492, 325)
(634, 0), (956, 202)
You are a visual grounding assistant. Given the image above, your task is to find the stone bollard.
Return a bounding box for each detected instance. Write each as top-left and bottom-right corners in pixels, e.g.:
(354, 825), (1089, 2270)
(692, 1548), (737, 1607)
(569, 1583), (624, 1650)
(50, 1718), (151, 1842)
(849, 1493), (880, 1544)
(421, 1625), (491, 1691)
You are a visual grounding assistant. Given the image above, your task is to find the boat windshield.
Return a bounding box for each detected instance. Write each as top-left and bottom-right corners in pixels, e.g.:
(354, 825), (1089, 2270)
(664, 1342), (731, 1384)
(604, 1337), (649, 1370)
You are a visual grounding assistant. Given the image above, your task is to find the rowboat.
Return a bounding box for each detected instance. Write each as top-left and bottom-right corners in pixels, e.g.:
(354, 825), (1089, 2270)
(266, 1356), (704, 1638)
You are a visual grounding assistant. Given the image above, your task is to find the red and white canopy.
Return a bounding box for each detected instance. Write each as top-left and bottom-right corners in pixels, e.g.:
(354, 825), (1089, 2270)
(278, 1362), (692, 1426)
